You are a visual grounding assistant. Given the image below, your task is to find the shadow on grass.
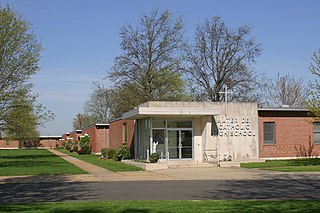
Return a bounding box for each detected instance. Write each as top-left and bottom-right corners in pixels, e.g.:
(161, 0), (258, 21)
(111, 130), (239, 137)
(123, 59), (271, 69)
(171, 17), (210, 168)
(0, 154), (57, 160)
(0, 160), (69, 168)
(1, 200), (320, 213)
(0, 204), (153, 213)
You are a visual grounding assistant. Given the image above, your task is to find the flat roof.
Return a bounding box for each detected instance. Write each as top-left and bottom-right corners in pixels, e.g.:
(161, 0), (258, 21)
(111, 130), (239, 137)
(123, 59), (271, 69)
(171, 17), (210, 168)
(258, 107), (310, 112)
(123, 101), (221, 119)
(39, 136), (62, 140)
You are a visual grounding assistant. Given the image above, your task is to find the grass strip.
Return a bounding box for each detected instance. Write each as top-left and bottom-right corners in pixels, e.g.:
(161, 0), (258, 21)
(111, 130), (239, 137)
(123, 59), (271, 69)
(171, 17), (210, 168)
(0, 200), (319, 213)
(57, 149), (144, 172)
(0, 149), (87, 176)
(241, 158), (320, 172)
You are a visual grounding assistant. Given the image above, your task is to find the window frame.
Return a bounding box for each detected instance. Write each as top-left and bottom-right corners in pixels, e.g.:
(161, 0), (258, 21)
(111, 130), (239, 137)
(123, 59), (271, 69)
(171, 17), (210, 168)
(263, 122), (275, 145)
(313, 122), (320, 144)
(123, 122), (128, 145)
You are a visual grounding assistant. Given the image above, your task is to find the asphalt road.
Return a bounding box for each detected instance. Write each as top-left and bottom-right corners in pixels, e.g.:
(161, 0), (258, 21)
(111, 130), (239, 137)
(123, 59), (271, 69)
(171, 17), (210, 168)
(1, 174), (320, 203)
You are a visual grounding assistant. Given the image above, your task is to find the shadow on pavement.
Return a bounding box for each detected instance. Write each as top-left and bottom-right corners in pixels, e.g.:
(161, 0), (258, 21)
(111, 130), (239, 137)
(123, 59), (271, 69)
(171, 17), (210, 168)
(192, 173), (320, 200)
(0, 175), (98, 204)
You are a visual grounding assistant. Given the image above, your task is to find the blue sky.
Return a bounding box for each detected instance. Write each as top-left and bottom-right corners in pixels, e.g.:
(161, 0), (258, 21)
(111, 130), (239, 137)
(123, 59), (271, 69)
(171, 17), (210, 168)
(1, 0), (320, 135)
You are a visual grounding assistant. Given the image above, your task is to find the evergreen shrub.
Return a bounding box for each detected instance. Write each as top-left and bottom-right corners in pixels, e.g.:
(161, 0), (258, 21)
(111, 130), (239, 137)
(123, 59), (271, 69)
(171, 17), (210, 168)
(114, 145), (131, 161)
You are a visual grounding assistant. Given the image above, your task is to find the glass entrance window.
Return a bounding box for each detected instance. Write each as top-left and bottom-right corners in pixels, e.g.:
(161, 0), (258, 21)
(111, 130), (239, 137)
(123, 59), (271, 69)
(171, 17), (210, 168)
(167, 129), (193, 159)
(168, 130), (179, 159)
(181, 130), (192, 158)
(167, 120), (192, 128)
(149, 117), (193, 160)
(152, 129), (166, 159)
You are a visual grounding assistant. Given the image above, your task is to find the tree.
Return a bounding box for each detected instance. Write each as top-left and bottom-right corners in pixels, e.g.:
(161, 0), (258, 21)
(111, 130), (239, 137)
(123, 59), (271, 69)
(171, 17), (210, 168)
(2, 94), (39, 147)
(307, 48), (320, 119)
(0, 5), (42, 120)
(264, 73), (309, 107)
(84, 81), (116, 123)
(183, 17), (262, 102)
(1, 89), (54, 147)
(108, 9), (186, 113)
(72, 113), (94, 130)
(112, 84), (144, 118)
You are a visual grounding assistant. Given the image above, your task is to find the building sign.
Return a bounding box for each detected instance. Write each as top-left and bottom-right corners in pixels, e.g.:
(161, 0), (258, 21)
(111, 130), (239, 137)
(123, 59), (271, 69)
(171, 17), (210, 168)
(215, 117), (255, 137)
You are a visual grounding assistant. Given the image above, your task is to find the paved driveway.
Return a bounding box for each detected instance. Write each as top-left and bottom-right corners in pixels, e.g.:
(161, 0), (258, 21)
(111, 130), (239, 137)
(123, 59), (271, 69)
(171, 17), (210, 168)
(1, 168), (320, 202)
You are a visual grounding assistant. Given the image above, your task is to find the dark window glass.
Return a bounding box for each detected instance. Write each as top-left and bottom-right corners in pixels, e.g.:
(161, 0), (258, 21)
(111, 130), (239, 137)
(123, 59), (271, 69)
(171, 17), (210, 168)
(264, 122), (275, 145)
(314, 123), (320, 144)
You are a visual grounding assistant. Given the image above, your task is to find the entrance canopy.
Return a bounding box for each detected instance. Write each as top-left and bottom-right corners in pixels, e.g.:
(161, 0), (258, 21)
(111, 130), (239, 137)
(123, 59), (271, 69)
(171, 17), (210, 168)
(122, 101), (221, 119)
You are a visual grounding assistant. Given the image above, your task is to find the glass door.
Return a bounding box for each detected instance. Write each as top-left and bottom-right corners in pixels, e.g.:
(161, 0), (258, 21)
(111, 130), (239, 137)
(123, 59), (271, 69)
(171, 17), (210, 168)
(168, 130), (179, 159)
(181, 130), (193, 159)
(167, 129), (193, 159)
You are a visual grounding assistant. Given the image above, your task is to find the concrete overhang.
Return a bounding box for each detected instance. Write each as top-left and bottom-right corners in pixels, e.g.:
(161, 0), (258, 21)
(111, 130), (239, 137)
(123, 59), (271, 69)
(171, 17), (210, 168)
(123, 107), (221, 119)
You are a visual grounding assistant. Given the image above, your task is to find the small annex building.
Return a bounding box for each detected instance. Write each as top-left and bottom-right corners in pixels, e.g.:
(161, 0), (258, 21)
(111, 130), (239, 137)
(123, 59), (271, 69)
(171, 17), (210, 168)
(123, 101), (260, 163)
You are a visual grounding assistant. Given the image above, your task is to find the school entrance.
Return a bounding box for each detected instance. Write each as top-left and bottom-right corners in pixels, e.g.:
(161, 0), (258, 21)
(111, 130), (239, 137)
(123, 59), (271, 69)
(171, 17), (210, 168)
(167, 129), (193, 159)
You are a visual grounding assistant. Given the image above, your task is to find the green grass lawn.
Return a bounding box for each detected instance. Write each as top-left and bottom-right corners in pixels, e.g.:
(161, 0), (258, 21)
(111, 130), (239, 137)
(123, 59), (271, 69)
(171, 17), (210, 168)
(241, 158), (320, 172)
(0, 200), (319, 213)
(0, 149), (87, 176)
(57, 149), (144, 172)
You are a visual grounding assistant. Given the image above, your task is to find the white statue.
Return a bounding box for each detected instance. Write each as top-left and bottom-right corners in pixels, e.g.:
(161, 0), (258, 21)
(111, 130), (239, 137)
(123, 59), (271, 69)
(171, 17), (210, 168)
(152, 141), (159, 153)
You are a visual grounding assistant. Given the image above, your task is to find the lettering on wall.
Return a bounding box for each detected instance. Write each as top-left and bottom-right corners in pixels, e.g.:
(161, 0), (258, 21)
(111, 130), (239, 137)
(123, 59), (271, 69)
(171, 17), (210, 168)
(213, 117), (256, 137)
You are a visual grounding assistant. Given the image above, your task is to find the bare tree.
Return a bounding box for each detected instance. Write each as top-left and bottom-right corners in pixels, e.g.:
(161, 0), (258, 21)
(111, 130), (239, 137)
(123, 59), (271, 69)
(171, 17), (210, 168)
(307, 48), (320, 118)
(183, 17), (262, 102)
(72, 113), (94, 130)
(84, 81), (116, 123)
(264, 73), (309, 107)
(108, 9), (186, 108)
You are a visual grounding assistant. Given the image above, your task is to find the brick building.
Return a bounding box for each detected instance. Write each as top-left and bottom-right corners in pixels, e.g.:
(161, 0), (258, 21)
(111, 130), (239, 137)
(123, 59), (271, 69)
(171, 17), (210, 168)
(1, 102), (319, 162)
(258, 108), (320, 159)
(0, 140), (19, 149)
(82, 124), (109, 153)
(39, 136), (62, 148)
(119, 101), (320, 162)
(109, 118), (135, 154)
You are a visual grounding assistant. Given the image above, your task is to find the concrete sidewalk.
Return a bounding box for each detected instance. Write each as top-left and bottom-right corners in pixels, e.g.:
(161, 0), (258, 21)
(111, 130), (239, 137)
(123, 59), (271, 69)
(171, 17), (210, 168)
(2, 149), (318, 184)
(47, 149), (176, 182)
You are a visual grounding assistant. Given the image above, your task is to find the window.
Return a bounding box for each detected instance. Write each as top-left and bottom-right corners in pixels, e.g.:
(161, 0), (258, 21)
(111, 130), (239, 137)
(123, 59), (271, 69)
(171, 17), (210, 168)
(123, 123), (128, 145)
(264, 122), (275, 145)
(314, 123), (320, 144)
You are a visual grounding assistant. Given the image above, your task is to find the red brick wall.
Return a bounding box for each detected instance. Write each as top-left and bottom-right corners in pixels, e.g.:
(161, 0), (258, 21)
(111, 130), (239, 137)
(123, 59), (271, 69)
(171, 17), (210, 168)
(259, 117), (320, 158)
(69, 131), (81, 142)
(82, 125), (109, 153)
(40, 139), (58, 148)
(109, 119), (134, 151)
(94, 127), (109, 153)
(0, 140), (19, 149)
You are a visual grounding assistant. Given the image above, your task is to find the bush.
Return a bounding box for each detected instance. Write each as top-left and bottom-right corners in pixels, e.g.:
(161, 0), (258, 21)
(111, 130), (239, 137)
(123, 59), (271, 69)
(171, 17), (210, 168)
(101, 148), (108, 158)
(65, 141), (73, 150)
(77, 136), (91, 155)
(73, 146), (79, 152)
(149, 152), (160, 163)
(101, 148), (116, 159)
(114, 145), (131, 161)
(77, 145), (90, 155)
(80, 136), (90, 148)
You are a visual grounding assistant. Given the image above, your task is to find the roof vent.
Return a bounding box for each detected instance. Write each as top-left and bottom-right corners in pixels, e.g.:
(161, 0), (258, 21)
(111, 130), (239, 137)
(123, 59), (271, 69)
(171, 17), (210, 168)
(281, 105), (290, 108)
